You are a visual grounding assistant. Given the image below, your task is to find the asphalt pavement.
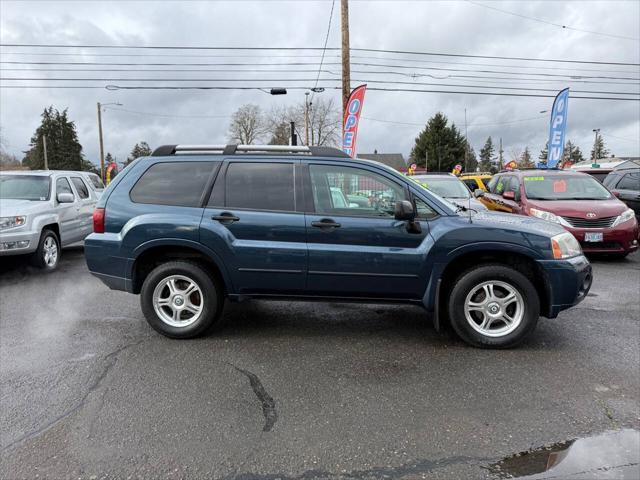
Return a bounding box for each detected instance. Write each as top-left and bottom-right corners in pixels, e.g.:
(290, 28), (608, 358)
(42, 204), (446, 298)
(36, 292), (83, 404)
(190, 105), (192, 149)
(1, 248), (639, 479)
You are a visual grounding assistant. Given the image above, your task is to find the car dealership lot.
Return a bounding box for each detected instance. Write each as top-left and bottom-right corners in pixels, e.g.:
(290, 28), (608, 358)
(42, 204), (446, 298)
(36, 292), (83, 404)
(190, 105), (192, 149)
(1, 250), (638, 478)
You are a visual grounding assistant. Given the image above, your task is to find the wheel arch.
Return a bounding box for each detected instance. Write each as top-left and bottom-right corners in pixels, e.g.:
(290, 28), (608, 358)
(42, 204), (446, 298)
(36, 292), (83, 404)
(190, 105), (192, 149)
(130, 240), (233, 295)
(430, 248), (550, 331)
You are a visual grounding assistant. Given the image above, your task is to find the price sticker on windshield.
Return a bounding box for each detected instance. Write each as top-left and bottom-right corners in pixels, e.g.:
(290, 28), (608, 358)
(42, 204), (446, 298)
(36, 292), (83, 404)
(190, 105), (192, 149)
(524, 176), (545, 181)
(553, 180), (567, 193)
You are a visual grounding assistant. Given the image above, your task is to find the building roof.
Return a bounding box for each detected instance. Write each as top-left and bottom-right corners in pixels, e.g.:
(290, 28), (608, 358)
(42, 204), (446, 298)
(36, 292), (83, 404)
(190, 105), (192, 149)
(357, 153), (407, 170)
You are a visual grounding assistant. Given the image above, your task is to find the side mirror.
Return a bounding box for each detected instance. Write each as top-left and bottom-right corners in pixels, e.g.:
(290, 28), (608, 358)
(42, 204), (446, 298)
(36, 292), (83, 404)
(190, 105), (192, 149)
(394, 200), (416, 221)
(57, 192), (74, 203)
(503, 191), (516, 200)
(474, 189), (485, 198)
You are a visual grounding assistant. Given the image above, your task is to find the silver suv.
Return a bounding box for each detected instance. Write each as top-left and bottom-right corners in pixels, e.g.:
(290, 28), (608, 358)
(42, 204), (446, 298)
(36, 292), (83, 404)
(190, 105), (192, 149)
(0, 170), (99, 270)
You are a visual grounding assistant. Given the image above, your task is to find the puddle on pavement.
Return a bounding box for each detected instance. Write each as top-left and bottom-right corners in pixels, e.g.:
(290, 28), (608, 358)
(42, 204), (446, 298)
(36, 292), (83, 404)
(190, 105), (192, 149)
(486, 429), (639, 479)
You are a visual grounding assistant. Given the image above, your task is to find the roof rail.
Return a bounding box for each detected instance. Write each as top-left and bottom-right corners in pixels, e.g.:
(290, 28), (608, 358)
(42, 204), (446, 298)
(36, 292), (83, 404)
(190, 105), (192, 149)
(151, 144), (350, 158)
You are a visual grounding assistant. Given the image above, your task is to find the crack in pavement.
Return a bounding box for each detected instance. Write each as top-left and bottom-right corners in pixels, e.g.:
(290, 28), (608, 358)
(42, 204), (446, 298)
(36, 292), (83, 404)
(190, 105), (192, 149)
(230, 364), (278, 432)
(221, 454), (492, 480)
(1, 338), (145, 453)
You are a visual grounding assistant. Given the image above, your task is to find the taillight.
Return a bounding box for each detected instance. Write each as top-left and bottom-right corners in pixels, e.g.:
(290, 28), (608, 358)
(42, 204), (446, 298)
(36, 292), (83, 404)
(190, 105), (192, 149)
(93, 208), (105, 233)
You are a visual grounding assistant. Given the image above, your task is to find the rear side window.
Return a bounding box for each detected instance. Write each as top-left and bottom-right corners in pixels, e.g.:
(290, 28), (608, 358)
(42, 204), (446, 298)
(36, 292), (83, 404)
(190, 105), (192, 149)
(224, 162), (295, 212)
(130, 162), (215, 207)
(71, 177), (89, 199)
(617, 172), (640, 191)
(88, 174), (104, 189)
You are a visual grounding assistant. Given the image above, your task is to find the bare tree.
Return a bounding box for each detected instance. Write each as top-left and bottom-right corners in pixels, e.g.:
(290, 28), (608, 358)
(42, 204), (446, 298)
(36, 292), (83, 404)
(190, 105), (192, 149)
(264, 97), (341, 147)
(228, 104), (266, 144)
(308, 97), (341, 147)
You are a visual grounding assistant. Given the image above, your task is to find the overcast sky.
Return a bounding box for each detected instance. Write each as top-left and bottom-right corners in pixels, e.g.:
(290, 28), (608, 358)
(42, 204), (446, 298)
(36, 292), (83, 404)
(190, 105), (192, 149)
(1, 0), (639, 167)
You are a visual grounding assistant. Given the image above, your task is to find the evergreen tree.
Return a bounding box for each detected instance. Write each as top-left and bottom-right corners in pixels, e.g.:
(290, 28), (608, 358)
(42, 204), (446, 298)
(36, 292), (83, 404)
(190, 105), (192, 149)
(520, 147), (534, 167)
(478, 136), (496, 172)
(563, 140), (585, 164)
(127, 141), (152, 164)
(590, 135), (611, 160)
(23, 106), (95, 172)
(410, 112), (467, 171)
(464, 141), (478, 172)
(539, 142), (548, 162)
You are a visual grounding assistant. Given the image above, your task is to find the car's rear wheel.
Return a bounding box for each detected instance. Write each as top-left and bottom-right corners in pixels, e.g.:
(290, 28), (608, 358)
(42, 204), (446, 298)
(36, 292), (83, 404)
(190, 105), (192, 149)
(141, 261), (223, 338)
(448, 265), (540, 348)
(31, 229), (60, 271)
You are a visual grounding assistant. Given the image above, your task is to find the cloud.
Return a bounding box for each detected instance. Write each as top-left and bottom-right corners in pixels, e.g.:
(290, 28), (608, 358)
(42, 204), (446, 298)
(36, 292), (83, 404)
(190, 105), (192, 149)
(1, 0), (638, 164)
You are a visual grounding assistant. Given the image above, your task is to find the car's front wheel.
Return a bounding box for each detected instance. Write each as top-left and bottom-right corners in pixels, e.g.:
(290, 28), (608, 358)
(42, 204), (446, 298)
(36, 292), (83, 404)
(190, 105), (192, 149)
(31, 229), (60, 271)
(448, 265), (540, 348)
(140, 261), (223, 338)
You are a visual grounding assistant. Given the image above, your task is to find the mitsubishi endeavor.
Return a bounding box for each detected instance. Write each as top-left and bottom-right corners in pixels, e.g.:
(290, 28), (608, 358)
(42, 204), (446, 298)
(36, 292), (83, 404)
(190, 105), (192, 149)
(85, 145), (592, 348)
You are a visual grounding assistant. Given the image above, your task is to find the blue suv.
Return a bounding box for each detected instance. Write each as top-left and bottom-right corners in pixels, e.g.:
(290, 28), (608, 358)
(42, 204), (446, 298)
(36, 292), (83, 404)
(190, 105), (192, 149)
(85, 145), (592, 348)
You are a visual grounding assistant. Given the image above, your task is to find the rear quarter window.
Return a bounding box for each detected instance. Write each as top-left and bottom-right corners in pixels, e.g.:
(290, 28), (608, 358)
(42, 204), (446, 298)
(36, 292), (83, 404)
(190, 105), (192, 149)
(130, 162), (216, 207)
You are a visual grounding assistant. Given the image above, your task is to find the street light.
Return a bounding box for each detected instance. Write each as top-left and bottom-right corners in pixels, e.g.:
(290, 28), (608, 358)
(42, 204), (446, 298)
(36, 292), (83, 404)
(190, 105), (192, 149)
(592, 128), (601, 162)
(97, 102), (122, 182)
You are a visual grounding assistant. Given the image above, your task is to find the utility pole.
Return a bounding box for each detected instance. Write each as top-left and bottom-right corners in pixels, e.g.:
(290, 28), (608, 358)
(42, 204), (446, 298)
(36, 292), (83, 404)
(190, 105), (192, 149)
(42, 135), (49, 170)
(305, 92), (310, 146)
(289, 121), (297, 146)
(464, 108), (468, 172)
(499, 137), (504, 169)
(97, 102), (105, 182)
(340, 0), (351, 119)
(592, 128), (600, 161)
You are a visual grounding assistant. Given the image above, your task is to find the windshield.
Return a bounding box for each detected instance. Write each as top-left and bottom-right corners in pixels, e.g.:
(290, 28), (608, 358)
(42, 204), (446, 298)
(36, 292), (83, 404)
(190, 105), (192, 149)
(413, 176), (471, 198)
(0, 175), (51, 201)
(523, 174), (611, 200)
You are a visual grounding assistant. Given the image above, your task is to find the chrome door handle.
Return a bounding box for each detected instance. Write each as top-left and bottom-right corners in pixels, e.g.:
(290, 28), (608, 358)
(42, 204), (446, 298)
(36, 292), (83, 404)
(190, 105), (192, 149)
(311, 219), (341, 229)
(212, 213), (240, 224)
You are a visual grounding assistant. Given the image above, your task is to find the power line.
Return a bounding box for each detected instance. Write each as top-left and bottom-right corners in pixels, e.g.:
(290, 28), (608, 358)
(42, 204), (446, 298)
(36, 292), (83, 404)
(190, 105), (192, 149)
(4, 76), (636, 97)
(3, 60), (638, 81)
(2, 83), (637, 101)
(312, 0), (335, 99)
(363, 114), (549, 128)
(2, 67), (635, 85)
(5, 50), (637, 75)
(2, 43), (637, 66)
(466, 0), (640, 42)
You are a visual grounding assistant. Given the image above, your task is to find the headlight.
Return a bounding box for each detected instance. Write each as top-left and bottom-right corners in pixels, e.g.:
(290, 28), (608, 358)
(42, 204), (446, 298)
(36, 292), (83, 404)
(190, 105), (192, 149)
(0, 216), (26, 231)
(529, 208), (571, 227)
(551, 232), (582, 259)
(611, 208), (635, 227)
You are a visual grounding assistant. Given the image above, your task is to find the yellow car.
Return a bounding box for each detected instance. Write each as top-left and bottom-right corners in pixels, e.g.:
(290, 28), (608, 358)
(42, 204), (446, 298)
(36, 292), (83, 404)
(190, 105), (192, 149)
(458, 172), (493, 193)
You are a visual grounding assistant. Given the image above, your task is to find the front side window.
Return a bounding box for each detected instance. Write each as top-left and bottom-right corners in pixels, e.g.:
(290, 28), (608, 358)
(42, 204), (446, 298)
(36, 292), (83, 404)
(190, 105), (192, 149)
(130, 162), (215, 207)
(225, 162), (295, 212)
(0, 175), (50, 201)
(71, 177), (90, 199)
(523, 174), (611, 200)
(309, 164), (405, 217)
(487, 175), (502, 194)
(56, 177), (74, 198)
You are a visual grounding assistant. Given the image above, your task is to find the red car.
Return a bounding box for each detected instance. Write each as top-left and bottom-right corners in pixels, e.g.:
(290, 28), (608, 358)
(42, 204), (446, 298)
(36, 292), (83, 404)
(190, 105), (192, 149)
(477, 169), (639, 258)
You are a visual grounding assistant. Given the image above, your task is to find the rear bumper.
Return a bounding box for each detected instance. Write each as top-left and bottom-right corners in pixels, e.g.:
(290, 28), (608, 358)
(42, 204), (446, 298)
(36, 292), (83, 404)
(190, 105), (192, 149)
(85, 233), (132, 292)
(537, 255), (592, 318)
(565, 221), (639, 254)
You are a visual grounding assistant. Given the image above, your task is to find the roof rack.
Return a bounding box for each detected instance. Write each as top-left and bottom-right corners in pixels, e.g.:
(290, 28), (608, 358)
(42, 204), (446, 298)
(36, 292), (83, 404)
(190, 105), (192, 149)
(151, 144), (350, 158)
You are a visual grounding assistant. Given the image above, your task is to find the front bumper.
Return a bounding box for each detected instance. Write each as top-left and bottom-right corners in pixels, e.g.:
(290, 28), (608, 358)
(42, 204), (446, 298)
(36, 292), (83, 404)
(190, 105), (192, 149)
(565, 221), (639, 254)
(537, 255), (592, 318)
(0, 229), (39, 256)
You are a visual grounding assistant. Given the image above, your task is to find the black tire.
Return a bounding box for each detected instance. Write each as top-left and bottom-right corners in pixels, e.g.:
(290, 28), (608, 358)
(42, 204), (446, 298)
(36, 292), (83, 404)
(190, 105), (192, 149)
(31, 229), (60, 271)
(140, 261), (223, 339)
(448, 264), (540, 349)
